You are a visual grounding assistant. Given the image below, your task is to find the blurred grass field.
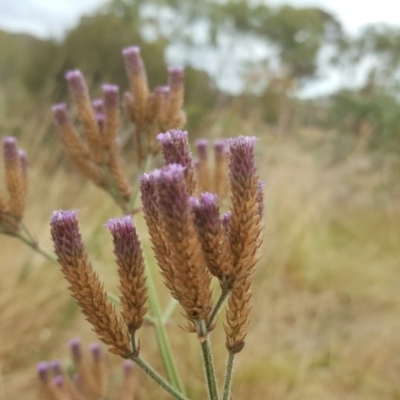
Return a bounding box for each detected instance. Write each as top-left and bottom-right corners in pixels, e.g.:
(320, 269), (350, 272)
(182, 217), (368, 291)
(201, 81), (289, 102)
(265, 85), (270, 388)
(1, 116), (400, 399)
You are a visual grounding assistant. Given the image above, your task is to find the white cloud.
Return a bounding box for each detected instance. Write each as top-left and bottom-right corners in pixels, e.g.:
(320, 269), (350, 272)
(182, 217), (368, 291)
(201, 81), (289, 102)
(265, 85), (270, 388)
(0, 0), (105, 38)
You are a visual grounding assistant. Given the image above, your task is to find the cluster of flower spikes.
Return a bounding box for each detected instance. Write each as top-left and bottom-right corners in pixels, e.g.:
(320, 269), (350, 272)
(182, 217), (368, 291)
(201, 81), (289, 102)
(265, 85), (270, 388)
(52, 45), (185, 212)
(0, 137), (28, 234)
(50, 129), (264, 358)
(37, 338), (138, 399)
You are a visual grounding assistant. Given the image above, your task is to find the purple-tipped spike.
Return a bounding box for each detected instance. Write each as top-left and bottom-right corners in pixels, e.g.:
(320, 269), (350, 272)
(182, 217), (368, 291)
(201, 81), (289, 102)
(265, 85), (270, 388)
(53, 375), (63, 388)
(3, 137), (19, 161)
(92, 99), (105, 114)
(69, 337), (82, 362)
(37, 362), (49, 383)
(102, 84), (119, 109)
(195, 139), (208, 160)
(222, 211), (231, 230)
(65, 70), (87, 94)
(123, 360), (134, 377)
(18, 150), (28, 171)
(72, 373), (81, 389)
(168, 66), (184, 88)
(96, 113), (105, 131)
(106, 215), (142, 266)
(155, 85), (170, 98)
(50, 359), (63, 376)
(213, 139), (226, 160)
(89, 343), (102, 363)
(191, 193), (220, 231)
(154, 164), (188, 219)
(50, 211), (85, 262)
(140, 172), (159, 216)
(52, 103), (69, 125)
(122, 46), (144, 75)
(157, 130), (192, 169)
(227, 136), (257, 181)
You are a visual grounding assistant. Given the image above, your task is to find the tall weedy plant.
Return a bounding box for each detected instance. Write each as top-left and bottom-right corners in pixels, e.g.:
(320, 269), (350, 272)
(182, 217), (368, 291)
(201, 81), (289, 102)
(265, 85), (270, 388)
(49, 132), (264, 399)
(0, 44), (264, 399)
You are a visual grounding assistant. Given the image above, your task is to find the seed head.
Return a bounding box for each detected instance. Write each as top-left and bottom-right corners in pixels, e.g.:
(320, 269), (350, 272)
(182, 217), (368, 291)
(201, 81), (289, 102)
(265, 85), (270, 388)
(106, 215), (148, 334)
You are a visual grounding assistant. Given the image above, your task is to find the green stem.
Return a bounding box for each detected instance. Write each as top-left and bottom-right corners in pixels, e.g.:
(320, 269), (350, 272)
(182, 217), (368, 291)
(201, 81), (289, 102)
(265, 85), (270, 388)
(14, 232), (57, 263)
(222, 352), (235, 400)
(131, 354), (188, 400)
(198, 320), (219, 400)
(162, 299), (179, 324)
(207, 288), (231, 330)
(145, 258), (184, 393)
(11, 231), (124, 308)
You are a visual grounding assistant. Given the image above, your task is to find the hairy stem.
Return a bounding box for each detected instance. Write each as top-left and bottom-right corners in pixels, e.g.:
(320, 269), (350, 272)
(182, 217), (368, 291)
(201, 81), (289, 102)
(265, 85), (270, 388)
(131, 354), (188, 400)
(11, 231), (124, 308)
(222, 351), (235, 400)
(198, 320), (219, 400)
(145, 258), (185, 393)
(207, 288), (231, 330)
(14, 232), (57, 263)
(162, 299), (179, 324)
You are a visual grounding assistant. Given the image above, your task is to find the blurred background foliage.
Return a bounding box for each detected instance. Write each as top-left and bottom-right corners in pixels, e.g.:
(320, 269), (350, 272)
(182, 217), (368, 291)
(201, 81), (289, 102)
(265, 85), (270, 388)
(1, 0), (400, 149)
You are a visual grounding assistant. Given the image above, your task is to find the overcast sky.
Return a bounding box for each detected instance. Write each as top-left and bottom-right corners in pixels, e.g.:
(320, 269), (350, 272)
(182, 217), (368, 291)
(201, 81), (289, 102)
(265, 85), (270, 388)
(1, 0), (398, 97)
(1, 0), (400, 39)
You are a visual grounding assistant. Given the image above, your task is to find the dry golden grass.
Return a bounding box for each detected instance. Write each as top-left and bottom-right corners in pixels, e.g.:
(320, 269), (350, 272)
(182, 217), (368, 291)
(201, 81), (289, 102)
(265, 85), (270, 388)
(1, 117), (400, 399)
